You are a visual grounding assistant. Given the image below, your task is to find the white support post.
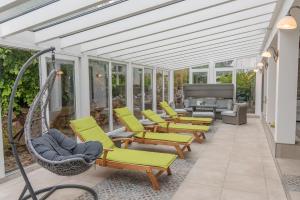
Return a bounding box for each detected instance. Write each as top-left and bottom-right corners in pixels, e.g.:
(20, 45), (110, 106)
(232, 68), (237, 101)
(169, 70), (174, 103)
(255, 70), (262, 117)
(0, 104), (5, 178)
(79, 55), (90, 117)
(153, 67), (157, 112)
(266, 57), (276, 124)
(263, 67), (268, 118)
(108, 62), (113, 131)
(275, 29), (299, 144)
(208, 61), (215, 83)
(126, 62), (133, 111)
(189, 67), (193, 84)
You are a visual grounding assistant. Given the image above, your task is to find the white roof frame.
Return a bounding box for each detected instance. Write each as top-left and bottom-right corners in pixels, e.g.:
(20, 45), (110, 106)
(0, 0), (279, 69)
(0, 0), (107, 37)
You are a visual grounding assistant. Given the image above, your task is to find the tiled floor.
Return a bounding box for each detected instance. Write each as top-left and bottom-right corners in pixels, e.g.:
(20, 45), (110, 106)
(0, 118), (287, 200)
(277, 158), (300, 200)
(172, 118), (287, 200)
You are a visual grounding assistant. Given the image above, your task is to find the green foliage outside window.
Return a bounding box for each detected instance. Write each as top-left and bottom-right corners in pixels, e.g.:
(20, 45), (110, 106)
(0, 47), (39, 115)
(236, 70), (256, 102)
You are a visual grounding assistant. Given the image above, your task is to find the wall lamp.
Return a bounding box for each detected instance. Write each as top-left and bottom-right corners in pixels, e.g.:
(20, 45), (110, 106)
(277, 6), (300, 29)
(261, 47), (279, 62)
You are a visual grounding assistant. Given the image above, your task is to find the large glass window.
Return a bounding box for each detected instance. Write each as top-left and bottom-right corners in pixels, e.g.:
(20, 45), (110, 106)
(216, 71), (233, 84)
(174, 69), (189, 108)
(133, 68), (143, 119)
(0, 47), (39, 173)
(215, 60), (234, 68)
(236, 69), (256, 113)
(144, 68), (153, 110)
(192, 64), (209, 69)
(193, 72), (208, 84)
(47, 59), (76, 137)
(156, 69), (163, 113)
(164, 71), (169, 102)
(89, 59), (110, 132)
(112, 63), (126, 129)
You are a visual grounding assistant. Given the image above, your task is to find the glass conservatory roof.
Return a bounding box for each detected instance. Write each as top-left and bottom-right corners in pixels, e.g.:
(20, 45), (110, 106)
(0, 0), (279, 69)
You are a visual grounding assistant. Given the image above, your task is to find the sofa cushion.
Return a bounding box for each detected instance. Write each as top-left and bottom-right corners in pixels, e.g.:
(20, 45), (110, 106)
(221, 110), (236, 117)
(203, 98), (216, 106)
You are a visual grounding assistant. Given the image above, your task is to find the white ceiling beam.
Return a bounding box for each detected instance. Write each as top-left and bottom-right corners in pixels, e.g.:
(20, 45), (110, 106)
(0, 0), (23, 11)
(87, 5), (275, 54)
(61, 0), (275, 48)
(112, 30), (266, 61)
(34, 0), (175, 43)
(104, 22), (268, 60)
(0, 0), (106, 37)
(136, 40), (263, 64)
(142, 46), (261, 67)
(151, 51), (260, 69)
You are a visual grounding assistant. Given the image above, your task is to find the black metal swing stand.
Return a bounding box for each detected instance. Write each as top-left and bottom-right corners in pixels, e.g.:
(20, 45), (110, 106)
(7, 47), (98, 200)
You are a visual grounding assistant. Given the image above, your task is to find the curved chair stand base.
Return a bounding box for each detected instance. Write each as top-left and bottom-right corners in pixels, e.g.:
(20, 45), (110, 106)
(19, 184), (98, 200)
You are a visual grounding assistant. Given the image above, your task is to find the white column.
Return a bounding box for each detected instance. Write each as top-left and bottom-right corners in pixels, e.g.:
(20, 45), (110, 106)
(275, 29), (299, 144)
(255, 70), (262, 116)
(79, 55), (90, 117)
(232, 68), (237, 101)
(266, 57), (276, 124)
(108, 62), (113, 131)
(169, 70), (174, 103)
(0, 105), (5, 178)
(153, 67), (157, 112)
(263, 67), (268, 118)
(126, 62), (133, 111)
(208, 61), (215, 83)
(189, 67), (193, 84)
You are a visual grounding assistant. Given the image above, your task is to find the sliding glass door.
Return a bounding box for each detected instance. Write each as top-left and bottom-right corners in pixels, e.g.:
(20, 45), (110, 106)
(89, 59), (110, 132)
(133, 68), (143, 119)
(144, 68), (153, 110)
(46, 58), (76, 137)
(112, 63), (127, 129)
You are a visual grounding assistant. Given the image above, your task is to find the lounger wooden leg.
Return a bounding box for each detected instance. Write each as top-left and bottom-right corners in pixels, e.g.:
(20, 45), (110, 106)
(193, 132), (204, 143)
(155, 170), (164, 178)
(167, 167), (172, 175)
(175, 145), (185, 159)
(146, 169), (160, 190)
(187, 145), (191, 152)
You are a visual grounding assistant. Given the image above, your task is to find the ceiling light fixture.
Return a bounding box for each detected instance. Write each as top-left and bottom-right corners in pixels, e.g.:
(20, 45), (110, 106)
(261, 47), (279, 62)
(277, 6), (300, 30)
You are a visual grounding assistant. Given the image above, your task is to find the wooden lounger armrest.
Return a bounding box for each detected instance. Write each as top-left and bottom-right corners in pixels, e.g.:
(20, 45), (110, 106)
(102, 148), (114, 166)
(112, 138), (134, 149)
(165, 121), (171, 132)
(112, 137), (134, 142)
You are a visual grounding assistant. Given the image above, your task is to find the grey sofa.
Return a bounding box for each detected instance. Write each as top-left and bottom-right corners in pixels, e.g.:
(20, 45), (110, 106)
(221, 103), (247, 125)
(184, 98), (233, 119)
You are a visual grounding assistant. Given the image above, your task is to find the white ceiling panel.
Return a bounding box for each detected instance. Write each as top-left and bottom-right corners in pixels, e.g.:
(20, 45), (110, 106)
(60, 0), (275, 48)
(87, 5), (275, 54)
(34, 0), (175, 43)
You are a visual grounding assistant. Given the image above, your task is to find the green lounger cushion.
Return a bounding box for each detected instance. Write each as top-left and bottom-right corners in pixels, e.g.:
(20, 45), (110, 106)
(160, 123), (210, 132)
(70, 117), (177, 168)
(114, 107), (145, 132)
(142, 110), (165, 123)
(179, 116), (213, 123)
(142, 109), (209, 132)
(160, 101), (177, 117)
(106, 148), (177, 168)
(70, 117), (114, 149)
(135, 132), (193, 143)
